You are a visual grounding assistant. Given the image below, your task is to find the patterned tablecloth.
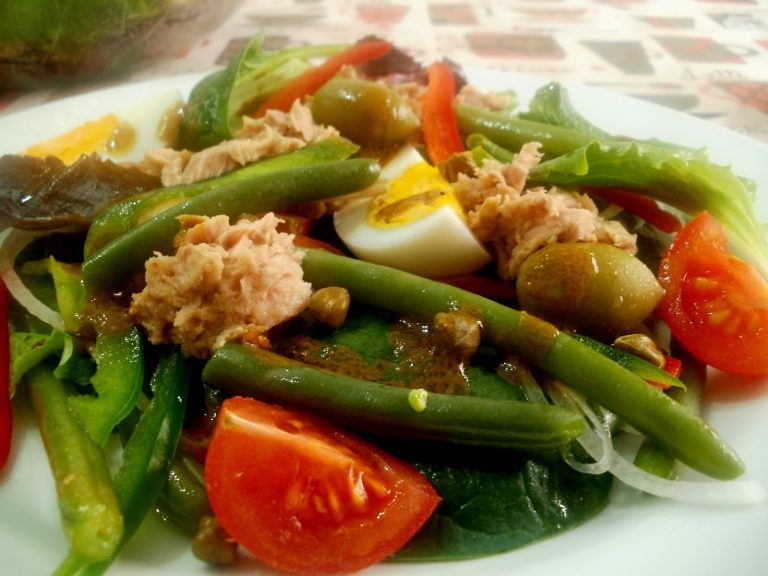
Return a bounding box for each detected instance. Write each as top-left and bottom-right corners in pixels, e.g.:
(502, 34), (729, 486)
(2, 0), (768, 143)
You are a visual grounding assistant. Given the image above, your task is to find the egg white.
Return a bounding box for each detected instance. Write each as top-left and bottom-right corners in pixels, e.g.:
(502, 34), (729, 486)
(23, 89), (183, 165)
(333, 196), (492, 278)
(379, 145), (426, 180)
(104, 89), (183, 163)
(334, 145), (493, 277)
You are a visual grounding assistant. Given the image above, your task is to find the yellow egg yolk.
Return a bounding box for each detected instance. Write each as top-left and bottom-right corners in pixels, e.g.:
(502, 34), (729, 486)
(333, 155), (492, 278)
(368, 162), (466, 228)
(23, 114), (138, 165)
(21, 90), (183, 165)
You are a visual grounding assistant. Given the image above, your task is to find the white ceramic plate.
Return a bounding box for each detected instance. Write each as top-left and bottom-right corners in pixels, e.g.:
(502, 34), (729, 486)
(1, 70), (767, 576)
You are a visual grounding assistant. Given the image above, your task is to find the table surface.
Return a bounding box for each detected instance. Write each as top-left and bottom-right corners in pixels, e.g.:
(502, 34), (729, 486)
(2, 0), (768, 144)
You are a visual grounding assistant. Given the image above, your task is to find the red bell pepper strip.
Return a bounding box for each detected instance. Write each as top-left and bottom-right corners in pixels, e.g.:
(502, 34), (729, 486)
(661, 355), (683, 378)
(0, 279), (13, 472)
(421, 61), (465, 164)
(582, 186), (682, 233)
(648, 356), (683, 389)
(254, 39), (393, 117)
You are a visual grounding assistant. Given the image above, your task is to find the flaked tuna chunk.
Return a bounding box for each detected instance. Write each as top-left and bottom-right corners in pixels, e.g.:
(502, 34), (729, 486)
(455, 84), (516, 111)
(130, 213), (311, 358)
(453, 142), (637, 280)
(144, 101), (339, 187)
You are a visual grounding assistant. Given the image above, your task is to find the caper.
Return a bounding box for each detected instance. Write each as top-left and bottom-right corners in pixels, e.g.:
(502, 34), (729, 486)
(155, 452), (211, 533)
(613, 333), (666, 367)
(432, 310), (482, 356)
(192, 515), (238, 567)
(310, 77), (420, 149)
(309, 286), (351, 329)
(516, 242), (664, 339)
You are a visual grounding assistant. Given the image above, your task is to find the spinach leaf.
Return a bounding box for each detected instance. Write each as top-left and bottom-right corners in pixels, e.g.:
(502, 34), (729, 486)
(278, 305), (612, 560)
(323, 306), (395, 364)
(392, 445), (612, 560)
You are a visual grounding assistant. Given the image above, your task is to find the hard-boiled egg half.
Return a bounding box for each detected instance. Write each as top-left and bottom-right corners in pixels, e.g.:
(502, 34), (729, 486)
(23, 89), (183, 165)
(334, 146), (492, 278)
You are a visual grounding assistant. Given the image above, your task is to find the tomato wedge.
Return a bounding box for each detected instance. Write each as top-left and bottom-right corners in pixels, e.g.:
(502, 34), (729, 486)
(656, 211), (768, 376)
(205, 396), (440, 575)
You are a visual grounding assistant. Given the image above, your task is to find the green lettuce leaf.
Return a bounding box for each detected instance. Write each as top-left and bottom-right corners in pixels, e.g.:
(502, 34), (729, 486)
(530, 140), (768, 280)
(9, 328), (93, 396)
(47, 257), (86, 333)
(519, 81), (613, 140)
(180, 37), (344, 149)
(519, 81), (699, 156)
(9, 330), (64, 395)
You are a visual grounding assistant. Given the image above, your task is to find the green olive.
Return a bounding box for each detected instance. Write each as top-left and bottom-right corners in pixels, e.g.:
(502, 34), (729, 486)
(516, 242), (664, 339)
(310, 77), (419, 149)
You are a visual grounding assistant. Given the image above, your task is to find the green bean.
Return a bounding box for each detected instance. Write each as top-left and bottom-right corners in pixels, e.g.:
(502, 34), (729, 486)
(454, 103), (593, 158)
(571, 333), (684, 390)
(27, 365), (123, 563)
(54, 350), (191, 576)
(634, 347), (706, 479)
(82, 158), (380, 293)
(465, 133), (516, 163)
(300, 248), (745, 481)
(632, 433), (677, 480)
(156, 451), (212, 534)
(202, 344), (585, 451)
(84, 137), (360, 258)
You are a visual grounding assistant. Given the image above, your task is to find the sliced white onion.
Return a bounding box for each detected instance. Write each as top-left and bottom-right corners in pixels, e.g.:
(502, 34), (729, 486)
(604, 447), (766, 505)
(550, 381), (766, 505)
(0, 228), (65, 331)
(549, 383), (614, 475)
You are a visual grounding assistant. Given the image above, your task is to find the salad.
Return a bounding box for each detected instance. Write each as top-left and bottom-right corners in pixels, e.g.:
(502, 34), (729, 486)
(1, 37), (767, 576)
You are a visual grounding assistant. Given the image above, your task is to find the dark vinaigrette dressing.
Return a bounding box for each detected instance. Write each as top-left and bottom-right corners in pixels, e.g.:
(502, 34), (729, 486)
(272, 308), (471, 396)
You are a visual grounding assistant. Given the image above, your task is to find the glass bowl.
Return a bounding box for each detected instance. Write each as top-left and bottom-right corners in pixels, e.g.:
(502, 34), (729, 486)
(0, 0), (243, 90)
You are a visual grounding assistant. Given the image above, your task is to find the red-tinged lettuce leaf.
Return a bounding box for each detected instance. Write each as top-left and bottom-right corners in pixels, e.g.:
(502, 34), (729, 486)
(0, 154), (160, 232)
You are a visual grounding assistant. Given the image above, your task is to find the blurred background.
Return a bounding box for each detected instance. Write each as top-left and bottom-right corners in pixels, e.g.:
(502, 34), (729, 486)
(1, 0), (767, 143)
